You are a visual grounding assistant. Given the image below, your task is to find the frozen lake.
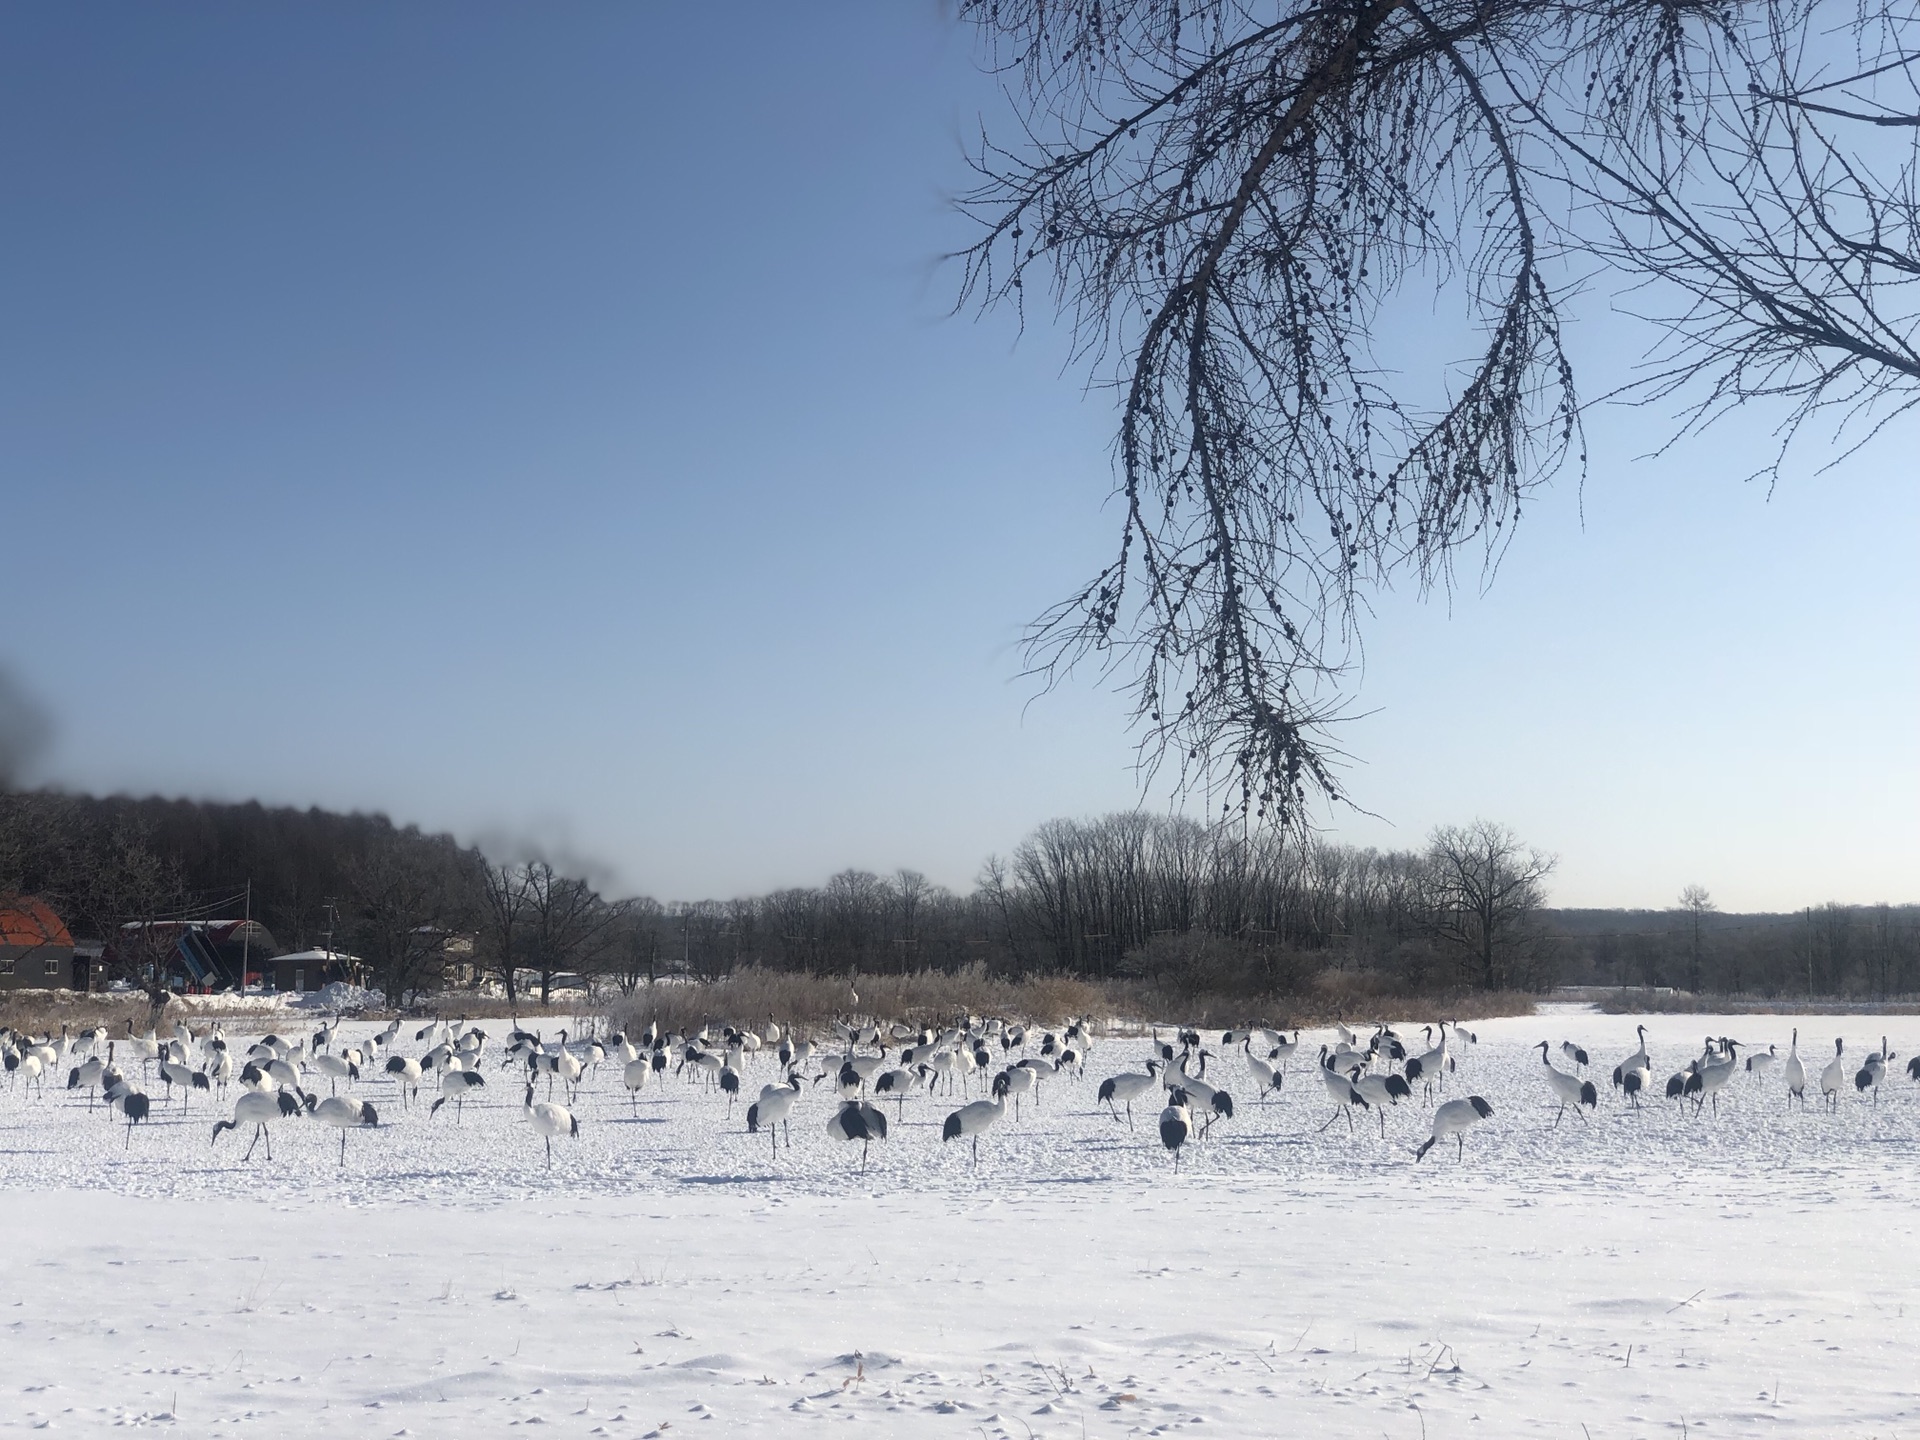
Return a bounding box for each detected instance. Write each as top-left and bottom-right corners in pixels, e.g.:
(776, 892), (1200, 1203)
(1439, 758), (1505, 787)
(4, 1010), (1918, 1436)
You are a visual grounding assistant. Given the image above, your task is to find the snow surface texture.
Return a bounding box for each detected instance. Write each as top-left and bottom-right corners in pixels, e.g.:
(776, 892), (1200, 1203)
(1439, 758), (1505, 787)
(4, 1010), (1918, 1436)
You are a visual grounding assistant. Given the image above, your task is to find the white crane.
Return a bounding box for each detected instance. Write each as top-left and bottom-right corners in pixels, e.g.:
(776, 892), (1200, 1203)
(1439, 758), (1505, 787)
(1404, 1026), (1452, 1099)
(14, 1052), (45, 1098)
(309, 1096), (378, 1165)
(747, 1077), (801, 1156)
(1560, 1040), (1590, 1071)
(212, 1089), (306, 1161)
(156, 1059), (209, 1110)
(522, 1083), (579, 1168)
(825, 1100), (888, 1173)
(1784, 1029), (1807, 1107)
(429, 1068), (487, 1121)
(1098, 1065), (1161, 1128)
(1416, 1096), (1495, 1161)
(1315, 1057), (1371, 1134)
(67, 1053), (110, 1109)
(106, 1084), (151, 1148)
(622, 1056), (651, 1113)
(311, 1053), (359, 1094)
(1819, 1038), (1849, 1109)
(995, 1064), (1035, 1119)
(1159, 1089), (1193, 1172)
(1244, 1048), (1280, 1100)
(1692, 1042), (1740, 1115)
(942, 1081), (1008, 1164)
(1535, 1041), (1597, 1126)
(1854, 1037), (1894, 1104)
(384, 1055), (424, 1106)
(1352, 1070), (1412, 1135)
(1745, 1044), (1778, 1078)
(1618, 1060), (1651, 1108)
(873, 1065), (925, 1119)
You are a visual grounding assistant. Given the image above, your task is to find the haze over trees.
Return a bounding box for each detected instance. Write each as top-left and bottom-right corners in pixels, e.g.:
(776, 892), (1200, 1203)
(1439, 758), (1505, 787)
(955, 0), (1920, 827)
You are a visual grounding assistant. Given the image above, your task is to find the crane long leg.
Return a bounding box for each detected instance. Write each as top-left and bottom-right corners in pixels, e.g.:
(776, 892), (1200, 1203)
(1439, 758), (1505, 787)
(339, 1129), (347, 1166)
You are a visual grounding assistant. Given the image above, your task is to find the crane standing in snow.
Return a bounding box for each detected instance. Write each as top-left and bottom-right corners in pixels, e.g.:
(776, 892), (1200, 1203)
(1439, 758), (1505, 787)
(1535, 1041), (1598, 1126)
(1416, 1096), (1495, 1161)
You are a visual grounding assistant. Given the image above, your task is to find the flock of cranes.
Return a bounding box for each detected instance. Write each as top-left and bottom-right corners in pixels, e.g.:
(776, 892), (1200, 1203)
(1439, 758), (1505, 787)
(5, 1011), (1918, 1176)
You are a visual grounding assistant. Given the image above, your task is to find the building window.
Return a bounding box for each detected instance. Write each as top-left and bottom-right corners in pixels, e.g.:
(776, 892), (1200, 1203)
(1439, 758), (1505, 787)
(0, 957), (13, 975)
(46, 956), (62, 976)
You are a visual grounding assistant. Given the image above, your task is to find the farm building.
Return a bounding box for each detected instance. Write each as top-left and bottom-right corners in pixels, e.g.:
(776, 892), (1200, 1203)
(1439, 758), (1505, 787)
(265, 948), (359, 993)
(110, 919), (281, 993)
(0, 898), (77, 991)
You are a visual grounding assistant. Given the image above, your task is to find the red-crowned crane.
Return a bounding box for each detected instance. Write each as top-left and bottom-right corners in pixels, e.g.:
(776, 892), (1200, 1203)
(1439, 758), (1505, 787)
(522, 1082), (578, 1168)
(429, 1067), (487, 1121)
(1535, 1041), (1597, 1126)
(1416, 1096), (1494, 1161)
(384, 1054), (426, 1107)
(1611, 1025), (1649, 1092)
(1854, 1037), (1894, 1105)
(747, 1076), (801, 1156)
(1097, 1065), (1161, 1128)
(213, 1088), (306, 1161)
(942, 1076), (1008, 1164)
(1316, 1055), (1371, 1134)
(826, 1100), (888, 1173)
(310, 1095), (378, 1165)
(1819, 1038), (1849, 1109)
(1159, 1089), (1193, 1172)
(1783, 1030), (1807, 1107)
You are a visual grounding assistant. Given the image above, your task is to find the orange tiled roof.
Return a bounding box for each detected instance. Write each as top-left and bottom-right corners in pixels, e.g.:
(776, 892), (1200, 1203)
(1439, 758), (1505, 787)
(0, 897), (73, 950)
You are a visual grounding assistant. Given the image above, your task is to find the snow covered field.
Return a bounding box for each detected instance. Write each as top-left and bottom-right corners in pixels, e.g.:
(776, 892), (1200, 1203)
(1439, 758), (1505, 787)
(5, 1009), (1920, 1437)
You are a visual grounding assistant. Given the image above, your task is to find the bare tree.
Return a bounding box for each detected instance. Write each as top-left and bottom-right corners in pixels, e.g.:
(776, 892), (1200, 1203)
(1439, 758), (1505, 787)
(957, 1), (1920, 823)
(605, 896), (665, 996)
(1422, 821), (1556, 990)
(76, 823), (188, 1014)
(520, 861), (627, 1007)
(478, 861), (536, 1009)
(347, 830), (479, 1008)
(1677, 883), (1716, 994)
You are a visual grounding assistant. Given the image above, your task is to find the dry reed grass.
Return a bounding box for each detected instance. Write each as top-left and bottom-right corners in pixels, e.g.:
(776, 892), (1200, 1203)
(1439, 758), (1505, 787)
(606, 965), (1535, 1038)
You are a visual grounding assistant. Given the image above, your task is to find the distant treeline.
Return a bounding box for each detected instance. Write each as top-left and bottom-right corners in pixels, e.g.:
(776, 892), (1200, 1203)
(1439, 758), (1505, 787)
(7, 789), (1911, 1008)
(1544, 904), (1920, 1000)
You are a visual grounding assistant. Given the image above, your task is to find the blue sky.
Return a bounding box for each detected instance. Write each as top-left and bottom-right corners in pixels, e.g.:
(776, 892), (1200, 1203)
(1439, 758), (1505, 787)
(4, 4), (1914, 910)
